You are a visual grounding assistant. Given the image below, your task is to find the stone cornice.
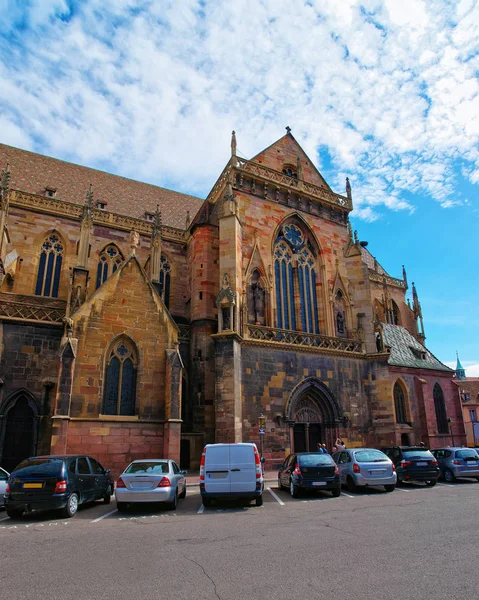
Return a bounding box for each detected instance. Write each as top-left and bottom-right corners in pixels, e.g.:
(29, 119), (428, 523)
(9, 189), (187, 244)
(368, 269), (407, 290)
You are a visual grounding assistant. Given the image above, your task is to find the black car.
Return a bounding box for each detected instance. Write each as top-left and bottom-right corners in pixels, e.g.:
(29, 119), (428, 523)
(278, 452), (341, 498)
(381, 446), (440, 486)
(4, 455), (114, 519)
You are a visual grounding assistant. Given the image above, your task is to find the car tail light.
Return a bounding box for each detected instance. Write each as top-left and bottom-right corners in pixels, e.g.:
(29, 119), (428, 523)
(293, 463), (302, 475)
(401, 460), (413, 467)
(334, 464), (339, 475)
(353, 463), (360, 473)
(116, 477), (126, 489)
(391, 463), (396, 472)
(254, 446), (262, 478)
(157, 477), (171, 488)
(5, 482), (10, 494)
(452, 460), (460, 465)
(54, 479), (67, 493)
(200, 447), (206, 481)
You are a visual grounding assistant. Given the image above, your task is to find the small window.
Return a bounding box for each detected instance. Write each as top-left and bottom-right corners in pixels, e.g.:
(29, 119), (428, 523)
(0, 468), (8, 481)
(44, 187), (57, 198)
(469, 409), (477, 422)
(77, 458), (91, 475)
(172, 462), (180, 474)
(68, 461), (76, 475)
(96, 201), (107, 210)
(89, 458), (104, 475)
(144, 212), (154, 222)
(282, 165), (297, 178)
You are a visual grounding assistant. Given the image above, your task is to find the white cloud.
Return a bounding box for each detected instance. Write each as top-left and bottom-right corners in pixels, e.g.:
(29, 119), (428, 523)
(0, 0), (478, 219)
(445, 361), (479, 377)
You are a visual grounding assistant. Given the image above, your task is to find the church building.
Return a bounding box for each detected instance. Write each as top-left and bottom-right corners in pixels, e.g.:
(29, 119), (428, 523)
(0, 130), (465, 474)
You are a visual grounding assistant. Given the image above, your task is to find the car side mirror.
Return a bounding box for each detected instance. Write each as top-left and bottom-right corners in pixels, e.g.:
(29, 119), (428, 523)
(261, 457), (266, 464)
(180, 470), (187, 475)
(105, 469), (111, 475)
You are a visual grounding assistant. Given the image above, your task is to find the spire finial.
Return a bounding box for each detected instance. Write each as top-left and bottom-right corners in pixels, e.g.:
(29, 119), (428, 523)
(346, 177), (351, 200)
(85, 183), (94, 208)
(285, 126), (291, 135)
(455, 351), (466, 380)
(231, 130), (237, 157)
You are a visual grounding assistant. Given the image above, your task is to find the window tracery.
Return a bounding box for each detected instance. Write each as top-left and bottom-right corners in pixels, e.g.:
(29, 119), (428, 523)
(394, 381), (408, 424)
(433, 383), (448, 433)
(158, 254), (171, 308)
(35, 233), (64, 297)
(96, 244), (123, 289)
(103, 338), (137, 416)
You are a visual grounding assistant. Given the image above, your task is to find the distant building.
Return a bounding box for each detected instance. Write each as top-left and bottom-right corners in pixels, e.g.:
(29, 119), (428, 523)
(453, 355), (479, 447)
(0, 130), (466, 474)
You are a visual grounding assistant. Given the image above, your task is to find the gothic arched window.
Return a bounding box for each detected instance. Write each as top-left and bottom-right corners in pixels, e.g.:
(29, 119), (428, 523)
(96, 244), (123, 289)
(392, 301), (400, 325)
(282, 165), (297, 178)
(103, 338), (138, 416)
(274, 240), (296, 330)
(394, 381), (408, 424)
(35, 232), (64, 297)
(433, 383), (448, 433)
(159, 254), (171, 308)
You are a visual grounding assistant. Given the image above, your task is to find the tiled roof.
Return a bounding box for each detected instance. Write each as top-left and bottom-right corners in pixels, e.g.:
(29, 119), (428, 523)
(382, 323), (452, 372)
(0, 143), (204, 230)
(453, 379), (479, 404)
(361, 245), (388, 275)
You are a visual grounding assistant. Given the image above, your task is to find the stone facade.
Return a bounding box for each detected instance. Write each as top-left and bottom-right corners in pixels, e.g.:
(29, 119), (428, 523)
(0, 132), (464, 475)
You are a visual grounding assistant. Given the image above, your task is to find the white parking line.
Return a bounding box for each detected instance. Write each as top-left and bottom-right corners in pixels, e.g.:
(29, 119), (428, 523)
(91, 509), (118, 523)
(267, 487), (285, 506)
(395, 487), (412, 493)
(197, 504), (205, 514)
(437, 483), (455, 488)
(0, 516), (10, 522)
(340, 492), (355, 498)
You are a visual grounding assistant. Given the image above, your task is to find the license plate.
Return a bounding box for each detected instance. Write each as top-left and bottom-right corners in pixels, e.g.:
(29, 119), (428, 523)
(207, 472), (228, 479)
(369, 470), (385, 475)
(416, 462), (428, 466)
(23, 483), (43, 489)
(312, 482), (327, 486)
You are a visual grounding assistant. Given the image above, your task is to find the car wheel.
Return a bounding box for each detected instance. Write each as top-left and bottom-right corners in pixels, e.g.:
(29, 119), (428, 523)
(168, 492), (178, 511)
(331, 487), (341, 498)
(202, 497), (211, 508)
(179, 484), (186, 499)
(255, 495), (264, 507)
(103, 485), (112, 505)
(444, 469), (456, 483)
(290, 479), (300, 498)
(425, 480), (437, 487)
(116, 502), (127, 513)
(61, 493), (79, 518)
(347, 476), (357, 493)
(384, 485), (395, 493)
(6, 508), (23, 519)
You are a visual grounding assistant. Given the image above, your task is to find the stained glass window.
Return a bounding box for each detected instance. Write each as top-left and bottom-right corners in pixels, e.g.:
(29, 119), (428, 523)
(158, 254), (171, 308)
(96, 244), (123, 289)
(394, 382), (408, 424)
(103, 338), (137, 416)
(35, 233), (64, 297)
(433, 383), (448, 434)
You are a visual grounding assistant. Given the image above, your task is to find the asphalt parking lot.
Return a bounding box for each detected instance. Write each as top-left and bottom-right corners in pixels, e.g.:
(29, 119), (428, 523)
(2, 479), (479, 600)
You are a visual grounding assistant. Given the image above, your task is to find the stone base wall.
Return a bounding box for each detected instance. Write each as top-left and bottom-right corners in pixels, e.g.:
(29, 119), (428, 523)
(51, 418), (165, 479)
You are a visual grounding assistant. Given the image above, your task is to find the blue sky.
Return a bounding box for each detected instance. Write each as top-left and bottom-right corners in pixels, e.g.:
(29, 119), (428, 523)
(0, 0), (478, 372)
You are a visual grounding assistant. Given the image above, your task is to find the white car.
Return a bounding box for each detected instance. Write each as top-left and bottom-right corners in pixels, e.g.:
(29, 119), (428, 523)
(116, 459), (186, 512)
(0, 467), (9, 507)
(200, 443), (264, 507)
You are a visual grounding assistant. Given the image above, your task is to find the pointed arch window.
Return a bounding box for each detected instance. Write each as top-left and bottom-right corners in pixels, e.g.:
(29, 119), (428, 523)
(274, 223), (319, 334)
(433, 383), (448, 433)
(394, 382), (408, 424)
(35, 233), (64, 297)
(159, 254), (171, 309)
(96, 244), (123, 289)
(103, 338), (137, 416)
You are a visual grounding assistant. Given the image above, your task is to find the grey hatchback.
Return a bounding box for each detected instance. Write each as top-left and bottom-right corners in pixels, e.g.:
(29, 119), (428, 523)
(332, 448), (397, 493)
(432, 447), (479, 483)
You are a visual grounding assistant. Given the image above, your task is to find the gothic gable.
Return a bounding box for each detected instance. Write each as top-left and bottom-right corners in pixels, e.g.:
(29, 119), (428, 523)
(251, 132), (331, 191)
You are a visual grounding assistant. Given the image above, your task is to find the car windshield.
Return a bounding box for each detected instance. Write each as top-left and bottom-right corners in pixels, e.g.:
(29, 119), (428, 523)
(403, 450), (434, 460)
(125, 462), (169, 474)
(14, 459), (63, 477)
(355, 450), (388, 463)
(455, 450), (479, 459)
(298, 454), (333, 466)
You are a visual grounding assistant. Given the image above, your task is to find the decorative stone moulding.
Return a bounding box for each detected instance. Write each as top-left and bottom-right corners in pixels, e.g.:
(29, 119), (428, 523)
(9, 190), (187, 243)
(0, 292), (66, 325)
(368, 269), (407, 289)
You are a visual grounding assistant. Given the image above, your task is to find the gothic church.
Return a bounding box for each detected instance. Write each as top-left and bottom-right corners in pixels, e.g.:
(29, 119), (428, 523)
(0, 130), (465, 474)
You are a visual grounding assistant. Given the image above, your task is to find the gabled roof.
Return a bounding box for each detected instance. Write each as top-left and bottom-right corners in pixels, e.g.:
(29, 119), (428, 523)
(0, 143), (204, 230)
(382, 324), (452, 372)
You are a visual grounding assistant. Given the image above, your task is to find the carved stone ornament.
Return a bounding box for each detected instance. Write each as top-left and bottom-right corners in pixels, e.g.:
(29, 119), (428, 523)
(216, 273), (235, 308)
(129, 230), (140, 256)
(293, 397), (322, 423)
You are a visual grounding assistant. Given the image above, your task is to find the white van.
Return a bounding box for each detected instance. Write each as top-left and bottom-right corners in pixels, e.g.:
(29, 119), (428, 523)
(199, 443), (264, 507)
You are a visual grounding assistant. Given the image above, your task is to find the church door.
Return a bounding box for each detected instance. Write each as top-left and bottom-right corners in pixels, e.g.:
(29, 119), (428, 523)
(1, 395), (37, 473)
(292, 398), (324, 452)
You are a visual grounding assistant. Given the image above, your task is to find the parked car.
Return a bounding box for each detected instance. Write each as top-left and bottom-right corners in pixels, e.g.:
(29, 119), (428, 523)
(278, 452), (341, 497)
(432, 447), (479, 482)
(200, 443), (264, 507)
(332, 448), (396, 493)
(0, 467), (9, 507)
(382, 446), (440, 486)
(116, 459), (186, 512)
(4, 455), (114, 518)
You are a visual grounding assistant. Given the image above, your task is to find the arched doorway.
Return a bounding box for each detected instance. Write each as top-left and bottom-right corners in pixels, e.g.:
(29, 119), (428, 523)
(0, 392), (39, 473)
(286, 378), (343, 453)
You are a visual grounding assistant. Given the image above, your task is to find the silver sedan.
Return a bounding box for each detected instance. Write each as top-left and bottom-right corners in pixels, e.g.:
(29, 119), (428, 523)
(116, 459), (186, 512)
(0, 467), (9, 507)
(332, 448), (397, 493)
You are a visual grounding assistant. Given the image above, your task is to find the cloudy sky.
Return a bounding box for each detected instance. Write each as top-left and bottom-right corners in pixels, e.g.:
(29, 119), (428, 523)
(0, 0), (478, 371)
